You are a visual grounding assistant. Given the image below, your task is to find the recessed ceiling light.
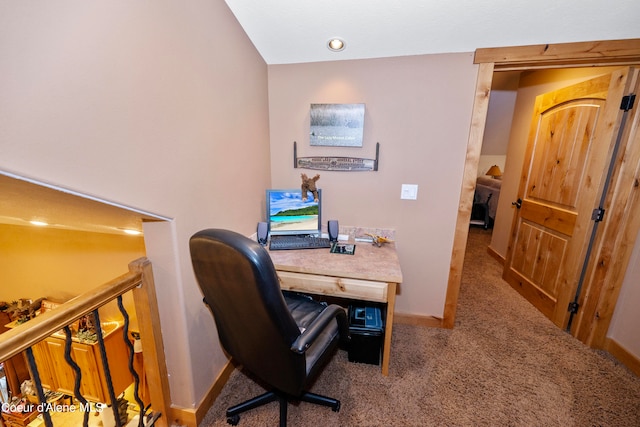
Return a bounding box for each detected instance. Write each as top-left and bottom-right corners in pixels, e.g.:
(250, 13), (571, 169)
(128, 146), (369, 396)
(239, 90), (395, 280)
(327, 38), (346, 52)
(122, 228), (142, 235)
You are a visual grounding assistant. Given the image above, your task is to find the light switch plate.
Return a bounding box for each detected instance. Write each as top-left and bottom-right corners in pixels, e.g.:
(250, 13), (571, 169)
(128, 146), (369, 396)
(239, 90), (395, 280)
(401, 184), (418, 200)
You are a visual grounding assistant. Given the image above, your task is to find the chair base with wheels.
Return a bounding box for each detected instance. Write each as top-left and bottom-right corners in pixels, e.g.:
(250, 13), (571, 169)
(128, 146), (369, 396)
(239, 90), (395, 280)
(226, 389), (340, 426)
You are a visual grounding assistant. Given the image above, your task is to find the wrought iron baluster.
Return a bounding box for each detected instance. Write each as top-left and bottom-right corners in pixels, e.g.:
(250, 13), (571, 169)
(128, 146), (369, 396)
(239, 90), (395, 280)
(117, 295), (150, 427)
(24, 346), (53, 427)
(93, 309), (122, 427)
(62, 325), (90, 427)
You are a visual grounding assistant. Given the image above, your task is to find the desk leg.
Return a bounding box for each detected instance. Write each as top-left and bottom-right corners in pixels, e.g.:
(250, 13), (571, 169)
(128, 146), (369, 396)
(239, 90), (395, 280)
(381, 282), (397, 376)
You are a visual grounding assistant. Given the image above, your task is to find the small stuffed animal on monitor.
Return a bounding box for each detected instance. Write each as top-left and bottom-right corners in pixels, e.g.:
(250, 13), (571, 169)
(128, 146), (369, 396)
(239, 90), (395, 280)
(301, 173), (320, 202)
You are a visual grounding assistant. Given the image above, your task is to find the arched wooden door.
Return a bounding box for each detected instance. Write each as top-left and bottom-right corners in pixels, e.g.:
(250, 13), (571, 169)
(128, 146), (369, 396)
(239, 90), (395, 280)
(503, 68), (634, 328)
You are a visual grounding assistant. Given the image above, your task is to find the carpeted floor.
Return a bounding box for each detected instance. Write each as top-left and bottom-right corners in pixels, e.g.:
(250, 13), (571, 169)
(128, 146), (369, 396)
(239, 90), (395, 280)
(199, 228), (640, 426)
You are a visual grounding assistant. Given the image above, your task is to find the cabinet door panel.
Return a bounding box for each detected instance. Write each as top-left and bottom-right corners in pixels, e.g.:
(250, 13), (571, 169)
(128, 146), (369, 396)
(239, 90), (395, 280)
(44, 339), (76, 396)
(101, 330), (133, 399)
(28, 341), (57, 391)
(27, 327), (132, 404)
(71, 343), (104, 402)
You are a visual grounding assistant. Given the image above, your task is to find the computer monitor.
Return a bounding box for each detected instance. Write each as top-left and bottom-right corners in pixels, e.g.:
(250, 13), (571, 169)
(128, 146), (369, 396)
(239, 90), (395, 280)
(266, 189), (322, 236)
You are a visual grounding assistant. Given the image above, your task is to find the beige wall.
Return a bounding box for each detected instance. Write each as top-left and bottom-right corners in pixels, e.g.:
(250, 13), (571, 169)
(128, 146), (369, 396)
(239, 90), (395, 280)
(609, 226), (640, 356)
(489, 67), (640, 361)
(0, 224), (145, 302)
(478, 72), (520, 176)
(0, 1), (270, 408)
(0, 224), (145, 328)
(268, 54), (478, 317)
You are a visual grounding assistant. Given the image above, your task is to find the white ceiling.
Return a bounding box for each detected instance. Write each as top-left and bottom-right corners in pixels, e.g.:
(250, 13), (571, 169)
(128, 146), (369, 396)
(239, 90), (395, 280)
(224, 0), (640, 65)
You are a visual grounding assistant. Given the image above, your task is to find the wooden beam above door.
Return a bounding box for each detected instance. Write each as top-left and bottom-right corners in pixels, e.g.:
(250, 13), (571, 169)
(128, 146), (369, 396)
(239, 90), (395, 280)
(475, 39), (640, 71)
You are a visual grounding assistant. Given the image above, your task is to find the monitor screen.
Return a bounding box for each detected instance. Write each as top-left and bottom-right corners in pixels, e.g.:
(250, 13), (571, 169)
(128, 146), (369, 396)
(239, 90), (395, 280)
(266, 189), (322, 236)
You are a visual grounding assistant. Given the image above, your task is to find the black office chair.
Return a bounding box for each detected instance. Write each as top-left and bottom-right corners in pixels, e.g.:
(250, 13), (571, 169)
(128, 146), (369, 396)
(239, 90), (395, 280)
(189, 229), (349, 426)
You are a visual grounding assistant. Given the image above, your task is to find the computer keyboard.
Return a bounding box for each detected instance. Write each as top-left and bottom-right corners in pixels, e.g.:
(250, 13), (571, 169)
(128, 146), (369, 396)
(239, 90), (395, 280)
(269, 235), (332, 250)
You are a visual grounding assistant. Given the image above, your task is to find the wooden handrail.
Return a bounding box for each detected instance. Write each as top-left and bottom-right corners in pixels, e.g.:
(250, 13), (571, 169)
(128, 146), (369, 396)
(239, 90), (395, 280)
(129, 257), (171, 427)
(0, 270), (142, 362)
(0, 257), (170, 427)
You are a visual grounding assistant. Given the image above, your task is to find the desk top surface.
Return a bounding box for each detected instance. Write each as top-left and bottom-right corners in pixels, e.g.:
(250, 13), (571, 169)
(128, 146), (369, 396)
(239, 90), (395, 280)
(267, 242), (403, 283)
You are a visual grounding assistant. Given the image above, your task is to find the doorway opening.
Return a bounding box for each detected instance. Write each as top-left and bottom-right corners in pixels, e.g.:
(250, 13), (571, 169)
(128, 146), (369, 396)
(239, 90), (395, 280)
(445, 40), (640, 372)
(483, 66), (626, 262)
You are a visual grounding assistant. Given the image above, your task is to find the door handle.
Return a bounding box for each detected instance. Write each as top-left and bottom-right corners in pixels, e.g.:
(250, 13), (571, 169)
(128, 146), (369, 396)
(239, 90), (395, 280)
(512, 198), (522, 209)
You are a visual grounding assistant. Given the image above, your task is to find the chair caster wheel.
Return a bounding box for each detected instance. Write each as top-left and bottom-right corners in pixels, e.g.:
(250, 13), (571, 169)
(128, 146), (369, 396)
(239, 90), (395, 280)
(227, 414), (240, 425)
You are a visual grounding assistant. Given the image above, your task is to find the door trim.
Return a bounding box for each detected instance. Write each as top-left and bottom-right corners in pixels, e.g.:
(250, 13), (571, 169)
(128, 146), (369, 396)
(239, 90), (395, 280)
(474, 39), (640, 71)
(444, 39), (640, 342)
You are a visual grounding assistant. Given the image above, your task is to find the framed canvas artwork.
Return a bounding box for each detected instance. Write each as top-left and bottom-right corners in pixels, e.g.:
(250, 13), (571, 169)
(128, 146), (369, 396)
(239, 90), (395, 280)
(310, 103), (365, 147)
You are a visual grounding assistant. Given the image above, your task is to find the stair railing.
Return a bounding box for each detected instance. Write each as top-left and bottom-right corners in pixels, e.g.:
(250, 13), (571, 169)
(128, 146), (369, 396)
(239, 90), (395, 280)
(0, 258), (170, 427)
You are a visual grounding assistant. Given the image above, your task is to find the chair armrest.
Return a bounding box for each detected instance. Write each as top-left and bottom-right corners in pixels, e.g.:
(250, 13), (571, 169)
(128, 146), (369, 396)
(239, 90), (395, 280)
(290, 305), (349, 354)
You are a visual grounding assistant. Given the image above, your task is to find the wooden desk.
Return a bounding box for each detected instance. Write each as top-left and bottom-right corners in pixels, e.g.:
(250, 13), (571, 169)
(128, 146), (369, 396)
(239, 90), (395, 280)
(267, 242), (402, 376)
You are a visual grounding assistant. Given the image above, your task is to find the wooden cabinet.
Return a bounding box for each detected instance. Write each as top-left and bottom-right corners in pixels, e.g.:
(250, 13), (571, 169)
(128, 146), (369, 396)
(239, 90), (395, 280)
(0, 312), (31, 398)
(28, 325), (132, 403)
(66, 341), (104, 402)
(29, 341), (58, 391)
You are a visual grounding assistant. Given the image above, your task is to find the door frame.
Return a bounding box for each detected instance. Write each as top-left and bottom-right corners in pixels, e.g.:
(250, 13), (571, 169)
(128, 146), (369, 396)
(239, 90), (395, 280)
(444, 39), (640, 350)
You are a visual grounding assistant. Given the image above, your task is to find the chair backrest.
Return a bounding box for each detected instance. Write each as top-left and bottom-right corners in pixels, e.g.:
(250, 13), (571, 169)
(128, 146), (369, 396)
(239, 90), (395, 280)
(189, 228), (306, 394)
